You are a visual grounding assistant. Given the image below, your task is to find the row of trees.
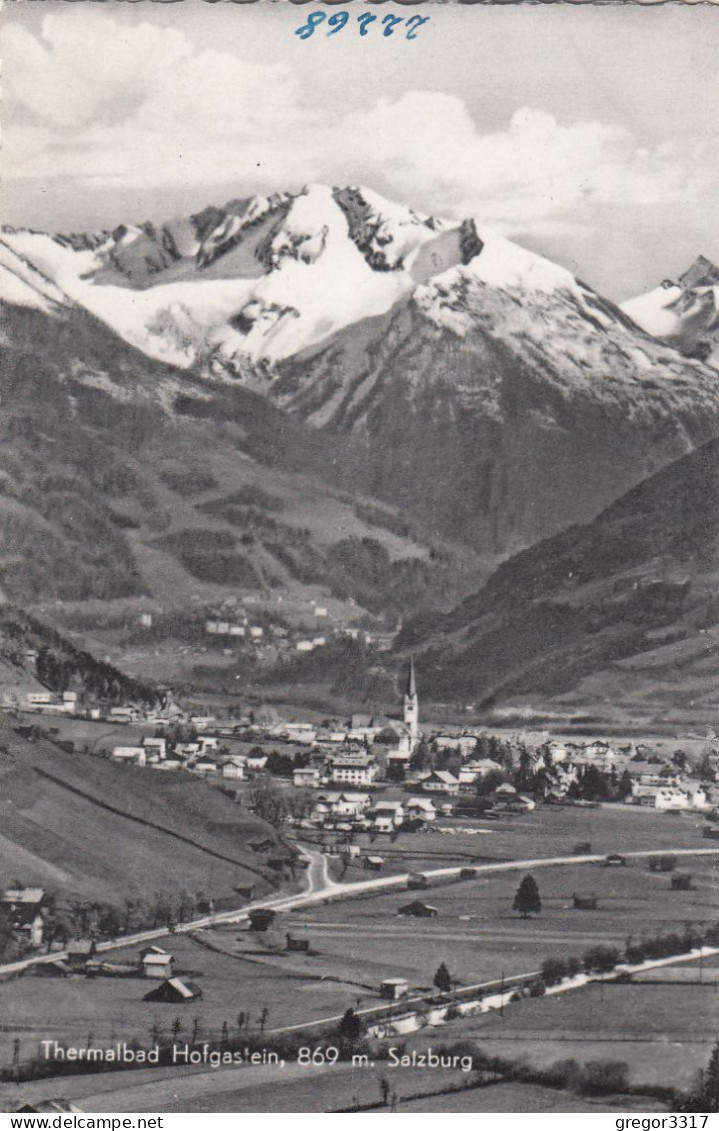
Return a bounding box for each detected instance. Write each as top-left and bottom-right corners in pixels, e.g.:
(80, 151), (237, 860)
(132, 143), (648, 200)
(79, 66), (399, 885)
(19, 889), (226, 952)
(536, 920), (719, 993)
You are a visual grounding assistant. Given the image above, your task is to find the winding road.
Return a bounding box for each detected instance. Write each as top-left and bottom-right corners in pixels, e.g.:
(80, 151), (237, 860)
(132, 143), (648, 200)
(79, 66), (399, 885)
(2, 844), (718, 978)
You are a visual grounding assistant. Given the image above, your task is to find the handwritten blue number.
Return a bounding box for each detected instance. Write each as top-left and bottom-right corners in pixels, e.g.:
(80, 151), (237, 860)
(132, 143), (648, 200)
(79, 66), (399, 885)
(405, 15), (429, 39)
(357, 12), (376, 36)
(295, 11), (326, 39)
(381, 14), (402, 37)
(327, 11), (349, 35)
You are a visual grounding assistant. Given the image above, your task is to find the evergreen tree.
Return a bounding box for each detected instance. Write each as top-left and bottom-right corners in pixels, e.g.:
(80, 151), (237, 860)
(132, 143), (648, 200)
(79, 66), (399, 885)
(513, 874), (542, 918)
(617, 769), (634, 800)
(337, 1008), (363, 1040)
(433, 961), (452, 994)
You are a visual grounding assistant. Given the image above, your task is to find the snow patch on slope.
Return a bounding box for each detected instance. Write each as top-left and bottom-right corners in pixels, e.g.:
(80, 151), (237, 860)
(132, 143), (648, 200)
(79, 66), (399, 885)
(622, 283), (686, 339)
(467, 226), (579, 294)
(622, 259), (719, 368)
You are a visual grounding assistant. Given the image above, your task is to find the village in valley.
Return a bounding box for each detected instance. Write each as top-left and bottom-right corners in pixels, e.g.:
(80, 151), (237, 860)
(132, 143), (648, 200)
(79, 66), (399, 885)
(2, 641), (719, 1112)
(10, 653), (719, 829)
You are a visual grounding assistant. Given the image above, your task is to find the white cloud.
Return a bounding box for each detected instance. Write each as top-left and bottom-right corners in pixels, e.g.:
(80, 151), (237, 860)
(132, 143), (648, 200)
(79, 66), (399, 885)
(2, 11), (192, 129)
(3, 9), (715, 246)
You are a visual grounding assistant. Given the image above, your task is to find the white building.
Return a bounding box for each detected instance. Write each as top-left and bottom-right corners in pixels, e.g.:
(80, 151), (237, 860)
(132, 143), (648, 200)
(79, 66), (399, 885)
(420, 770), (460, 795)
(26, 692), (54, 706)
(405, 797), (437, 822)
(142, 736), (167, 759)
(313, 791), (371, 820)
(221, 756), (246, 780)
(293, 767), (321, 788)
(330, 754), (378, 787)
(373, 800), (405, 827)
(111, 745), (146, 766)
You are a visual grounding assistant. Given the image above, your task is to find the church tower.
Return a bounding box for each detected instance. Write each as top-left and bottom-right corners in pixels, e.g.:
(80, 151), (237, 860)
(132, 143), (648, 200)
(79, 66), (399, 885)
(403, 657), (419, 743)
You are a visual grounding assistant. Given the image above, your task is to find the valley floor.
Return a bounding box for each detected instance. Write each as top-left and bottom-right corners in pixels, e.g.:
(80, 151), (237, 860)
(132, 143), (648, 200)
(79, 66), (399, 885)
(2, 802), (717, 1112)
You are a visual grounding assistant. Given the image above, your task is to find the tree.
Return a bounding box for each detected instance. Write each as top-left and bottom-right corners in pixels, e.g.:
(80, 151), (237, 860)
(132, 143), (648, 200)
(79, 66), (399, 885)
(697, 752), (716, 782)
(541, 957), (568, 986)
(617, 769), (633, 801)
(410, 738), (430, 772)
(337, 1008), (362, 1040)
(695, 1040), (719, 1111)
(513, 874), (541, 918)
(672, 749), (688, 770)
(583, 945), (619, 974)
(248, 781), (289, 827)
(433, 961), (452, 994)
(475, 768), (507, 798)
(514, 748), (534, 793)
(581, 1061), (630, 1096)
(266, 750), (295, 778)
(0, 904), (15, 962)
(287, 790), (314, 820)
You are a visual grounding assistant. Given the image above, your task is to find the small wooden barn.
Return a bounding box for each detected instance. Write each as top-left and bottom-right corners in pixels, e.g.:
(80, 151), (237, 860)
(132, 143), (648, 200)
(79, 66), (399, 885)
(380, 977), (409, 1001)
(286, 933), (310, 952)
(143, 977), (202, 1003)
(671, 873), (692, 890)
(248, 908), (277, 932)
(66, 938), (96, 972)
(397, 901), (438, 918)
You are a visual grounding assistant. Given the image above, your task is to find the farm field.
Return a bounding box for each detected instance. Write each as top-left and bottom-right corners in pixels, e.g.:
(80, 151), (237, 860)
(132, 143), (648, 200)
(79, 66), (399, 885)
(6, 851), (713, 1065)
(0, 929), (373, 1068)
(294, 853), (719, 990)
(334, 803), (711, 879)
(404, 980), (716, 1092)
(2, 802), (717, 1068)
(2, 796), (717, 1106)
(383, 1081), (668, 1113)
(1, 1057), (471, 1114)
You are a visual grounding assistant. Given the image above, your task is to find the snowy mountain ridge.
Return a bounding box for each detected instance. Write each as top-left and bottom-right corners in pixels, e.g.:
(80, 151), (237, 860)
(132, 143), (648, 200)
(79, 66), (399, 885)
(2, 183), (649, 378)
(622, 255), (719, 369)
(3, 183), (719, 568)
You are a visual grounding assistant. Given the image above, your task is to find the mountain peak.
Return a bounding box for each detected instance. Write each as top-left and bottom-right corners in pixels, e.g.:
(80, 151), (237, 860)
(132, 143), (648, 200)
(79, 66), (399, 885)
(678, 255), (719, 291)
(622, 255), (719, 366)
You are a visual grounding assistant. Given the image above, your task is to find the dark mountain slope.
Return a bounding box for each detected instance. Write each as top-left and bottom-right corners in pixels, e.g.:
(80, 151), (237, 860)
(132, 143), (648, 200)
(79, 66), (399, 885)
(0, 718), (278, 906)
(398, 438), (719, 721)
(277, 265), (719, 554)
(0, 291), (484, 614)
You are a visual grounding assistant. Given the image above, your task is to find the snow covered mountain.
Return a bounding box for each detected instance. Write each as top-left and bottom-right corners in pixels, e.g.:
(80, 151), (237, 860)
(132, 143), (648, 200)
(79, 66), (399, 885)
(1, 185), (451, 373)
(622, 256), (719, 369)
(3, 185), (719, 558)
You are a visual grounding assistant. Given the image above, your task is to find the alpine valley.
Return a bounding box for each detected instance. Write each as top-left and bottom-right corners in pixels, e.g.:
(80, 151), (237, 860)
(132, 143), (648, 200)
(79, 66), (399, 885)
(2, 183), (718, 717)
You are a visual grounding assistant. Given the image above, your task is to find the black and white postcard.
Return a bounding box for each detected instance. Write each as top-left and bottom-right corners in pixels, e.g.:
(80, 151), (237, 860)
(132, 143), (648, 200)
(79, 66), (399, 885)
(1, 0), (718, 1116)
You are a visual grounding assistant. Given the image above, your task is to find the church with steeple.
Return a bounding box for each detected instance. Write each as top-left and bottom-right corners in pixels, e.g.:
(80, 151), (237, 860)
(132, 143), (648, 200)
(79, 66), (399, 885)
(403, 657), (419, 744)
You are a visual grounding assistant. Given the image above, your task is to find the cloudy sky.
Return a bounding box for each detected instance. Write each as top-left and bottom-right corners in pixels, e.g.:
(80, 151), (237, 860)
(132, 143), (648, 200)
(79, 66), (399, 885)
(2, 1), (717, 298)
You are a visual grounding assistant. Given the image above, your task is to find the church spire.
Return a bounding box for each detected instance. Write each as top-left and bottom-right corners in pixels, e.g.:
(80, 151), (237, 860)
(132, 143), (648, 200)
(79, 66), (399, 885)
(406, 657), (417, 698)
(403, 658), (419, 742)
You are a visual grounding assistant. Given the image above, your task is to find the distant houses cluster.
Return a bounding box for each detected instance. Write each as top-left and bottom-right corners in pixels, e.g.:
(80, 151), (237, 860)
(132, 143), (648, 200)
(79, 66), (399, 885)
(8, 656), (719, 827)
